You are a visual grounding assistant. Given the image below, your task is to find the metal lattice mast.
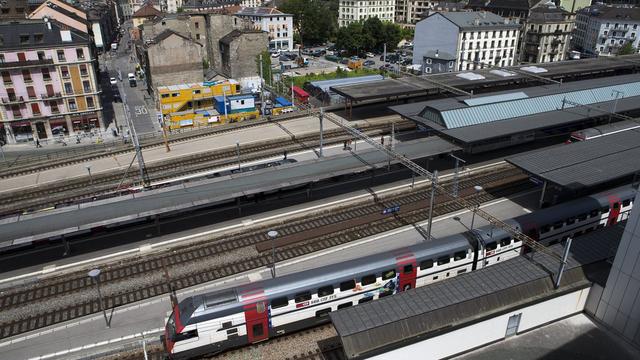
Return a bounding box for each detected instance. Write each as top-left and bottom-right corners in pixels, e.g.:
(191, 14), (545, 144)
(324, 112), (562, 261)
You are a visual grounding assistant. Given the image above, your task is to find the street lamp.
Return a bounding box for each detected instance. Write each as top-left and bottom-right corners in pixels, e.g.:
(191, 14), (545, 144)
(85, 165), (93, 185)
(88, 268), (110, 328)
(267, 230), (278, 278)
(469, 185), (483, 231)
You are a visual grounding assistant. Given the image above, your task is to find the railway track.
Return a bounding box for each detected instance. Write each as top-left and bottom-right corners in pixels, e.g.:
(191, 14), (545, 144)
(0, 164), (530, 341)
(0, 110), (323, 179)
(0, 120), (412, 216)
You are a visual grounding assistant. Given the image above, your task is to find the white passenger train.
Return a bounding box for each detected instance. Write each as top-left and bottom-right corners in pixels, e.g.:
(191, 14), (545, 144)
(162, 185), (636, 359)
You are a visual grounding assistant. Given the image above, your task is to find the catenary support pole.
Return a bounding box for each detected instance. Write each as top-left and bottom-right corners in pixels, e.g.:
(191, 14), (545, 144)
(426, 170), (438, 242)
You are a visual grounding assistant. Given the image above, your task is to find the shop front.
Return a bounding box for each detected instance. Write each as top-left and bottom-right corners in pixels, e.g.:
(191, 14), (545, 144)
(11, 121), (34, 143)
(70, 113), (101, 133)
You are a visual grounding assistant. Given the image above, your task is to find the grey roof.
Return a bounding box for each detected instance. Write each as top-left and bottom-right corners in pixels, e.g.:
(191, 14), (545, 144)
(467, 0), (544, 11)
(308, 75), (384, 93)
(331, 221), (624, 358)
(0, 19), (90, 50)
(236, 7), (290, 16)
(579, 5), (640, 21)
(390, 74), (640, 144)
(506, 129), (640, 190)
(429, 11), (520, 30)
(423, 49), (456, 60)
(330, 54), (640, 102)
(0, 138), (459, 248)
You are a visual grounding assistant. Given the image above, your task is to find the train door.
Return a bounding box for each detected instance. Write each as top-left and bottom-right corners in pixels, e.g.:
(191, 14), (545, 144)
(607, 195), (622, 226)
(244, 301), (269, 343)
(395, 250), (417, 292)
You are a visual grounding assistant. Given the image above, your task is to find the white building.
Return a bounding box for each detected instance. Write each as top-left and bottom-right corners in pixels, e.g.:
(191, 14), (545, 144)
(236, 7), (293, 51)
(413, 11), (520, 72)
(338, 0), (396, 27)
(241, 0), (262, 7)
(395, 0), (467, 25)
(164, 0), (183, 13)
(573, 5), (640, 57)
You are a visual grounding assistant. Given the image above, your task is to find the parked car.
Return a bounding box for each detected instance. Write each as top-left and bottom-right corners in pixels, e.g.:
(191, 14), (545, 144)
(110, 77), (117, 85)
(271, 51), (281, 58)
(363, 60), (375, 66)
(325, 54), (339, 62)
(379, 64), (393, 71)
(365, 52), (375, 58)
(340, 58), (349, 64)
(113, 89), (122, 102)
(128, 72), (137, 87)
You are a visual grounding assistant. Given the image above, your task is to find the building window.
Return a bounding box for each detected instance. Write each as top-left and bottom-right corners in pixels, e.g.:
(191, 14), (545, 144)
(27, 86), (36, 99)
(50, 100), (59, 113)
(76, 48), (85, 60)
(86, 96), (95, 108)
(2, 71), (11, 84)
(196, 33), (201, 40)
(34, 33), (43, 43)
(31, 103), (40, 115)
(42, 68), (51, 80)
(57, 50), (66, 61)
(22, 69), (31, 82)
(80, 64), (88, 76)
(37, 51), (45, 60)
(82, 80), (91, 93)
(7, 88), (15, 101)
(61, 66), (69, 78)
(11, 105), (21, 117)
(64, 82), (73, 94)
(68, 98), (77, 110)
(195, 22), (199, 29)
(0, 54), (4, 63)
(19, 34), (29, 44)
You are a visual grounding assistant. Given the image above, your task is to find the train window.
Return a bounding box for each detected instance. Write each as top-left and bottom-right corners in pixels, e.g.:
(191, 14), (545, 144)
(433, 276), (438, 280)
(420, 259), (434, 269)
(552, 222), (563, 230)
(540, 225), (550, 234)
(226, 328), (237, 335)
(361, 274), (376, 286)
(252, 324), (264, 337)
(382, 269), (396, 280)
(566, 218), (575, 225)
(340, 280), (356, 291)
(454, 251), (467, 261)
(437, 256), (450, 265)
(295, 292), (312, 303)
(315, 308), (331, 318)
(623, 199), (631, 207)
(337, 302), (352, 309)
(601, 206), (610, 213)
(222, 321), (233, 329)
(403, 264), (413, 274)
(174, 329), (198, 342)
(578, 214), (587, 221)
(485, 242), (497, 251)
(359, 296), (373, 304)
(457, 269), (467, 275)
(318, 286), (334, 297)
(271, 297), (289, 309)
(614, 203), (620, 209)
(499, 238), (511, 247)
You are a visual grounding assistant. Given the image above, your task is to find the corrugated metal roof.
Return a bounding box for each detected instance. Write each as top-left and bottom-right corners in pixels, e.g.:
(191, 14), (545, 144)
(463, 91), (528, 106)
(441, 81), (640, 129)
(331, 222), (624, 358)
(506, 129), (640, 189)
(309, 75), (384, 92)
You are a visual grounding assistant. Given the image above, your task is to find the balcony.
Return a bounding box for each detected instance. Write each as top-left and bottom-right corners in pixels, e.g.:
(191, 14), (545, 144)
(0, 58), (54, 70)
(2, 96), (25, 104)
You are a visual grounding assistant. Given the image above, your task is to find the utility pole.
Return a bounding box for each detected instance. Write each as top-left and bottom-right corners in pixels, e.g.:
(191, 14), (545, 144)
(162, 115), (171, 153)
(319, 108), (324, 157)
(259, 53), (265, 117)
(121, 90), (149, 187)
(426, 170), (438, 242)
(609, 89), (624, 125)
(291, 78), (295, 108)
(450, 154), (466, 198)
(554, 237), (573, 289)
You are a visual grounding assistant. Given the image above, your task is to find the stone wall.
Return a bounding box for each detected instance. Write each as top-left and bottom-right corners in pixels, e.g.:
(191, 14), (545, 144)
(148, 34), (204, 87)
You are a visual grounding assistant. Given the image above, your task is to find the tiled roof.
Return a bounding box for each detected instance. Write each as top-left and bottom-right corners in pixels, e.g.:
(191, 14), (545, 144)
(132, 2), (162, 18)
(236, 7), (289, 16)
(0, 19), (90, 50)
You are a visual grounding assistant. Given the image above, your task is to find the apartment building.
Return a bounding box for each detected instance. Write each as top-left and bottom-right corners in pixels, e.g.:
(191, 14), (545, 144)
(338, 0), (396, 27)
(413, 11), (520, 72)
(0, 20), (103, 144)
(235, 7), (292, 51)
(573, 5), (640, 56)
(520, 4), (574, 63)
(395, 0), (467, 25)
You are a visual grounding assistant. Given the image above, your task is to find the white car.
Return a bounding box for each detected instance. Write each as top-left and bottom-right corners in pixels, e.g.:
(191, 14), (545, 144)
(271, 51), (281, 58)
(365, 52), (375, 58)
(110, 77), (117, 85)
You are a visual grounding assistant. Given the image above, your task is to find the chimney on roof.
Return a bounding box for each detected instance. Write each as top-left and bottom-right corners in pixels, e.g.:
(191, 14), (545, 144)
(44, 16), (52, 30)
(435, 49), (439, 57)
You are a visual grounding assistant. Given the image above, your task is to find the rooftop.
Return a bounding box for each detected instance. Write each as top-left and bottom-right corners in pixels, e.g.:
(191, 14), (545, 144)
(426, 10), (520, 30)
(579, 5), (640, 21)
(236, 7), (289, 16)
(0, 19), (90, 50)
(467, 0), (544, 11)
(506, 128), (640, 190)
(307, 75), (384, 93)
(132, 2), (162, 18)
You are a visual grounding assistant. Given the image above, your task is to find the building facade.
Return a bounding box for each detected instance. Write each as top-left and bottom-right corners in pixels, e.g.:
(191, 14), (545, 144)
(132, 1), (162, 27)
(0, 0), (42, 19)
(413, 11), (520, 72)
(0, 20), (103, 144)
(338, 0), (396, 27)
(395, 0), (467, 25)
(573, 5), (640, 57)
(218, 29), (269, 79)
(235, 7), (293, 51)
(519, 4), (574, 63)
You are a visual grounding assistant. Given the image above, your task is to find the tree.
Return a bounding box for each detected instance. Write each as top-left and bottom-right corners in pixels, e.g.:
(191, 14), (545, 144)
(279, 0), (337, 47)
(255, 51), (272, 85)
(618, 41), (636, 56)
(334, 18), (406, 54)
